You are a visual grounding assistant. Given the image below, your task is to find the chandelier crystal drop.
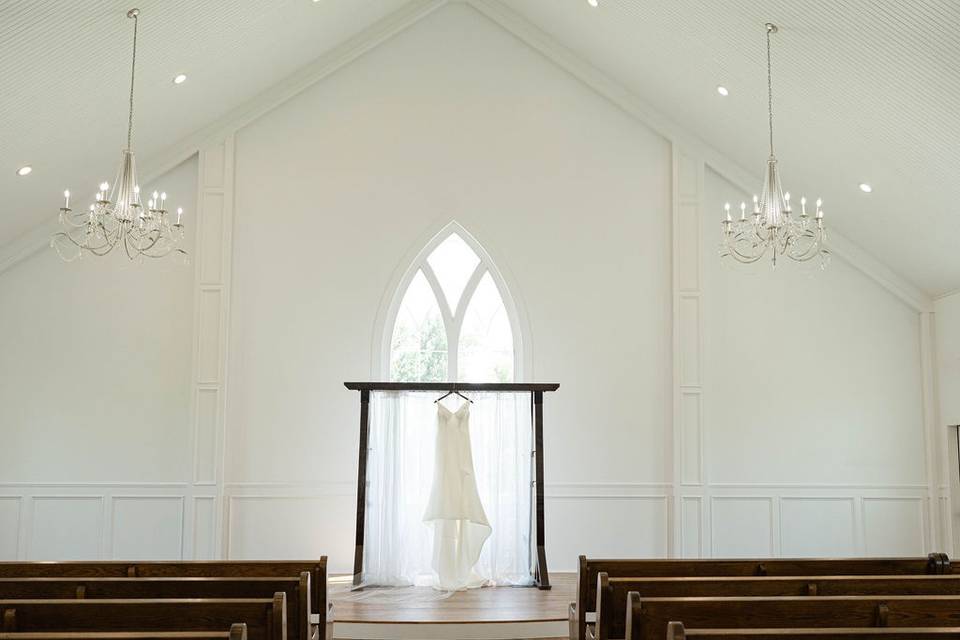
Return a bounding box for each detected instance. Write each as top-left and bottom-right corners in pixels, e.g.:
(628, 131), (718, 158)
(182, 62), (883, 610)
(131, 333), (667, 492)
(52, 8), (185, 262)
(720, 23), (828, 268)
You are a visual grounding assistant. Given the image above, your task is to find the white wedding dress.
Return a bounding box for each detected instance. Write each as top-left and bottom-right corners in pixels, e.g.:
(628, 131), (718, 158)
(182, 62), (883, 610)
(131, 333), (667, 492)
(422, 402), (491, 590)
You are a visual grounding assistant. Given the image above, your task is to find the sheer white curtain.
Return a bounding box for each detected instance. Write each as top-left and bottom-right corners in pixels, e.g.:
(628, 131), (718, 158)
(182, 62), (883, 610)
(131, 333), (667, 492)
(362, 391), (532, 587)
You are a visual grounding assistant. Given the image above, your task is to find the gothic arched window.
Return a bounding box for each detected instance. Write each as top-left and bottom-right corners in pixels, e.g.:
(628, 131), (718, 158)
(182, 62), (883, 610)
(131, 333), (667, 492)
(386, 225), (520, 383)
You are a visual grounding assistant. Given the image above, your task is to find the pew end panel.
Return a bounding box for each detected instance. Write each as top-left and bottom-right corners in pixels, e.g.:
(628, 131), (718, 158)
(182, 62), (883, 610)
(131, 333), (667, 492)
(667, 622), (687, 640)
(596, 573), (614, 640)
(574, 555), (588, 640)
(270, 593), (287, 640)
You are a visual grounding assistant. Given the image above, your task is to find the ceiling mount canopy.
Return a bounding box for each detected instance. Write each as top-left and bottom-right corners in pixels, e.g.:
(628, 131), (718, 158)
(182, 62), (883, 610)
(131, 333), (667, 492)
(720, 22), (829, 269)
(51, 7), (187, 262)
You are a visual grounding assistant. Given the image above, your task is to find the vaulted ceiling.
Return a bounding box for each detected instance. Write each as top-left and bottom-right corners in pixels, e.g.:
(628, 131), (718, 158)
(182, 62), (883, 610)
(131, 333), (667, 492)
(2, 0), (958, 295)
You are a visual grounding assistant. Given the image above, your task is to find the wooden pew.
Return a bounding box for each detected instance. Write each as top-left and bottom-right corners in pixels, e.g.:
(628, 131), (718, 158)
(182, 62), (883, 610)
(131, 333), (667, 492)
(0, 596), (285, 640)
(665, 622), (960, 640)
(0, 623), (247, 640)
(0, 561), (327, 640)
(597, 574), (960, 640)
(571, 554), (951, 640)
(0, 578), (307, 640)
(624, 594), (960, 640)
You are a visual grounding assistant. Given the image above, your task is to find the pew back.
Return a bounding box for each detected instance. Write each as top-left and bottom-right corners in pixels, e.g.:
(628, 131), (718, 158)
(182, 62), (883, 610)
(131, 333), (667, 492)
(625, 595), (960, 640)
(665, 623), (960, 640)
(574, 555), (950, 640)
(0, 561), (325, 638)
(0, 596), (285, 640)
(0, 623), (247, 640)
(598, 575), (960, 640)
(0, 578), (306, 640)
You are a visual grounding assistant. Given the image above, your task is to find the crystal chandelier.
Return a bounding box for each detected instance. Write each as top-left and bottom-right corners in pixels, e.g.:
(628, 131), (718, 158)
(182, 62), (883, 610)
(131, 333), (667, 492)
(52, 8), (185, 261)
(720, 23), (827, 267)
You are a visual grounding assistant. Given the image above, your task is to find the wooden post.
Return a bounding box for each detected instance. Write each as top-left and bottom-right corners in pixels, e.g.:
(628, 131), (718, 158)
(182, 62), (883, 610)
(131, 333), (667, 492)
(533, 390), (550, 589)
(353, 389), (371, 587)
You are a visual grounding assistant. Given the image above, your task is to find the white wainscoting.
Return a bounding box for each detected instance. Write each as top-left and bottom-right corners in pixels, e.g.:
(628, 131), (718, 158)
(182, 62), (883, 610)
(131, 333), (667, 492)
(682, 484), (931, 561)
(0, 483), (215, 561)
(1, 481), (932, 566)
(545, 483), (671, 569)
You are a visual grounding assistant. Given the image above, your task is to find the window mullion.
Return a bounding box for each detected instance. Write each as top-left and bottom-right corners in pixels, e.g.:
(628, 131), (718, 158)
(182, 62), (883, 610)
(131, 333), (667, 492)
(450, 264), (487, 382)
(420, 262), (456, 382)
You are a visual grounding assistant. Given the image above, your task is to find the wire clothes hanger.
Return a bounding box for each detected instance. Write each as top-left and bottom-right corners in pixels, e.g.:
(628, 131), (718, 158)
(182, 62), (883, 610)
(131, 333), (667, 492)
(434, 389), (473, 404)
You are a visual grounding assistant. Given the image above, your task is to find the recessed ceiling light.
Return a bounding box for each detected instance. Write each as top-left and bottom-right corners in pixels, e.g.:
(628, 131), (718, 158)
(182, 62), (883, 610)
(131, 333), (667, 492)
(587, 0), (599, 7)
(716, 85), (729, 96)
(173, 73), (187, 85)
(859, 183), (873, 193)
(16, 165), (32, 176)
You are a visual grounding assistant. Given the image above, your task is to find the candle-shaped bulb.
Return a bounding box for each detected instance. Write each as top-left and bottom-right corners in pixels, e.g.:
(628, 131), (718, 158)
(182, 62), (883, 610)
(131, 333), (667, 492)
(160, 192), (166, 201)
(739, 201), (747, 220)
(63, 190), (70, 209)
(100, 182), (109, 192)
(800, 196), (807, 216)
(753, 194), (760, 213)
(784, 192), (791, 212)
(176, 207), (183, 224)
(724, 202), (731, 221)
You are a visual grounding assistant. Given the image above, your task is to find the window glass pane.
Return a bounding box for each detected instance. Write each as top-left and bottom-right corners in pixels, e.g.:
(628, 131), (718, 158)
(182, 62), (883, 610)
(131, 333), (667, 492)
(426, 233), (480, 315)
(390, 270), (448, 382)
(457, 272), (514, 382)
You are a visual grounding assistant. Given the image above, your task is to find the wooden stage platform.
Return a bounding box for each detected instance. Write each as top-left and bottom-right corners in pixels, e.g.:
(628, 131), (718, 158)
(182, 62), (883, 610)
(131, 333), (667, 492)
(330, 573), (574, 639)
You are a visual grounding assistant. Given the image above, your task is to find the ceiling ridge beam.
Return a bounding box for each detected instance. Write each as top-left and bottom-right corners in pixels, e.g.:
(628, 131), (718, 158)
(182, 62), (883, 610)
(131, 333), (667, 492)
(0, 0), (450, 275)
(466, 0), (933, 313)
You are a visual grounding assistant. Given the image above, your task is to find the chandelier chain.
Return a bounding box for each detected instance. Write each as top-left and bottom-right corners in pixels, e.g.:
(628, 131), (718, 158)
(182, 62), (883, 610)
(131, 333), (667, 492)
(127, 10), (138, 151)
(766, 23), (774, 157)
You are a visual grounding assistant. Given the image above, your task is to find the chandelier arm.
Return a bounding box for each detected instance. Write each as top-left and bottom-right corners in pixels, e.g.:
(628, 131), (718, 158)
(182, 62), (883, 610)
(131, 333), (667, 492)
(131, 226), (162, 252)
(722, 245), (767, 264)
(87, 227), (123, 256)
(785, 230), (827, 262)
(723, 233), (768, 263)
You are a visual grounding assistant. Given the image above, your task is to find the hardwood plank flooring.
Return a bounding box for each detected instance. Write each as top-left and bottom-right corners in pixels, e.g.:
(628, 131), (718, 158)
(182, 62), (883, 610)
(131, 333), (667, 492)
(329, 573), (575, 624)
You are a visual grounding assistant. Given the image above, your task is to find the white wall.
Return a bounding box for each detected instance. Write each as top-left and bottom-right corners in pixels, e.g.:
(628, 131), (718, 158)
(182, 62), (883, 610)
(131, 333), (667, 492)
(224, 4), (671, 569)
(697, 168), (930, 558)
(0, 3), (941, 570)
(0, 156), (197, 560)
(935, 292), (960, 551)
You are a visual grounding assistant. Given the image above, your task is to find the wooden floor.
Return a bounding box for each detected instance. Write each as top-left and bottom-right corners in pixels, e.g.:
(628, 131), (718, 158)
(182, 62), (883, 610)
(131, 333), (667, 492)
(330, 573), (575, 624)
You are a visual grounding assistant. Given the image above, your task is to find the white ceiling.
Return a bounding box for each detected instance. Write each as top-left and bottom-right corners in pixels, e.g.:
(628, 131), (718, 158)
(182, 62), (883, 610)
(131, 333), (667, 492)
(0, 0), (409, 245)
(2, 0), (958, 295)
